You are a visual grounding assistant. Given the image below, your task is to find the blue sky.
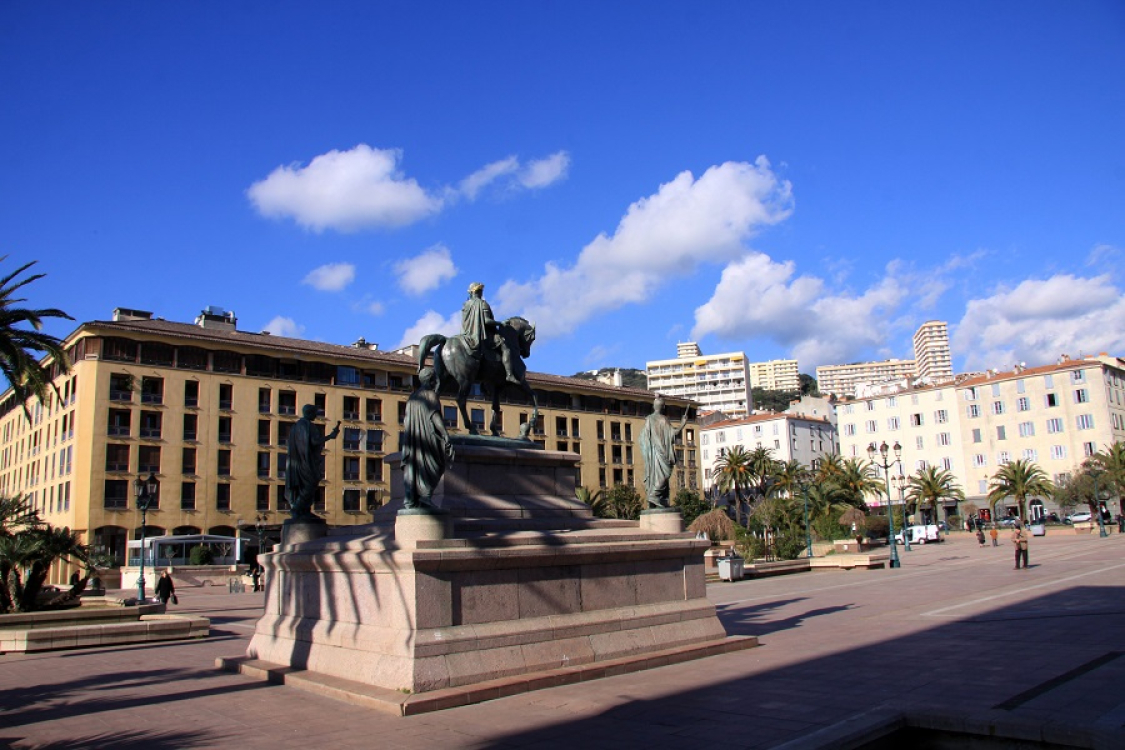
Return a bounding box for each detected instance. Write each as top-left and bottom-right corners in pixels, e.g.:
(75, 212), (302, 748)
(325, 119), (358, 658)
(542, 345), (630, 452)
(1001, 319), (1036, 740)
(3, 2), (1123, 380)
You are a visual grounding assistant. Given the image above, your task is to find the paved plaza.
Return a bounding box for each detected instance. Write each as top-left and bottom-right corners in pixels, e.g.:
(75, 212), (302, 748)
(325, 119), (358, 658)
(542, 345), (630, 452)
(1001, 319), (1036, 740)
(2, 530), (1123, 749)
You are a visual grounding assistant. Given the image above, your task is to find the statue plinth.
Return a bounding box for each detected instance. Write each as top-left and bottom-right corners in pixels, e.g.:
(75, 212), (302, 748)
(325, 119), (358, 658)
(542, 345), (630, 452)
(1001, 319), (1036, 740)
(238, 441), (749, 711)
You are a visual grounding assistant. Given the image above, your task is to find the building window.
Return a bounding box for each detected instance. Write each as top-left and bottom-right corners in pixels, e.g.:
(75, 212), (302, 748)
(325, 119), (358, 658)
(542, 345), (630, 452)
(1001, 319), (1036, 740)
(217, 450), (231, 477)
(109, 373), (133, 401)
(973, 454), (987, 467)
(398, 402), (408, 425)
(343, 456), (360, 481)
(1022, 448), (1039, 461)
(1046, 418), (1063, 434)
(1076, 414), (1094, 430)
(218, 416), (232, 444)
(972, 428), (982, 443)
(1018, 422), (1035, 437)
(108, 409), (131, 436)
(865, 420), (877, 433)
(941, 457), (952, 470)
(105, 444), (130, 472)
(314, 393), (326, 417)
(935, 409), (948, 424)
(279, 390), (297, 415)
(967, 404), (980, 418)
(998, 451), (1010, 464)
(343, 489), (361, 513)
(218, 383), (233, 410)
(258, 388), (271, 413)
(104, 479), (129, 509)
(1074, 389), (1089, 404)
(342, 396), (359, 420)
(258, 420), (271, 446)
(996, 426), (1006, 441)
(181, 481), (196, 510)
(278, 421), (294, 447)
(1017, 397), (1030, 412)
(843, 424), (856, 437)
(365, 398), (382, 422)
(1045, 393), (1058, 407)
(140, 411), (162, 439)
(916, 436), (924, 450)
(277, 453), (288, 480)
(1083, 441), (1097, 457)
(216, 483), (231, 511)
(1071, 370), (1085, 383)
(887, 417), (900, 431)
(443, 405), (458, 428)
(183, 413), (197, 441)
(182, 448), (196, 475)
(991, 401), (1004, 415)
(140, 377), (164, 405)
(366, 429), (383, 452)
(938, 432), (951, 446)
(138, 445), (161, 474)
(257, 452), (270, 478)
(185, 381), (199, 408)
(1050, 445), (1067, 460)
(910, 413), (923, 427)
(471, 408), (486, 432)
(366, 457), (383, 482)
(343, 428), (361, 451)
(257, 484), (270, 511)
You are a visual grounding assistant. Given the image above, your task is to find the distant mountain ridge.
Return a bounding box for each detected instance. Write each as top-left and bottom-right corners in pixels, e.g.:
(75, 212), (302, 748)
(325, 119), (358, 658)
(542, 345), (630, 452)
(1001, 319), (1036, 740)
(570, 367), (649, 390)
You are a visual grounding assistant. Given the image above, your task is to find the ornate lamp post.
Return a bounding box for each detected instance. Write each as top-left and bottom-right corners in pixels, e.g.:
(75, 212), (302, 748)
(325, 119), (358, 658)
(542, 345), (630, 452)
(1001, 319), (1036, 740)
(892, 473), (912, 552)
(868, 441), (902, 569)
(133, 472), (159, 602)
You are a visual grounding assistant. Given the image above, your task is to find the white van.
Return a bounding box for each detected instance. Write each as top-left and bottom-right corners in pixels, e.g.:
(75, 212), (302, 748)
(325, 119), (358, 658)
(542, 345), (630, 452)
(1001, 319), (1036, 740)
(894, 524), (941, 545)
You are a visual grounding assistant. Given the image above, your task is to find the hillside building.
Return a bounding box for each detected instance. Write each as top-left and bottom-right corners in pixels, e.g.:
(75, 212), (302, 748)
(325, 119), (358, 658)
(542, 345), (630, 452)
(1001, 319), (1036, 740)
(646, 343), (753, 418)
(747, 358), (800, 393)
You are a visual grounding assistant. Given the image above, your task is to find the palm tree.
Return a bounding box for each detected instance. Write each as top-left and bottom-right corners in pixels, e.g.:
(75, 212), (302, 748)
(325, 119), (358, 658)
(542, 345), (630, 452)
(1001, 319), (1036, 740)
(814, 453), (846, 484)
(988, 459), (1054, 520)
(772, 460), (810, 500)
(575, 486), (605, 517)
(834, 457), (883, 510)
(745, 446), (781, 504)
(0, 259), (73, 420)
(713, 445), (753, 526)
(1091, 441), (1125, 511)
(907, 466), (966, 524)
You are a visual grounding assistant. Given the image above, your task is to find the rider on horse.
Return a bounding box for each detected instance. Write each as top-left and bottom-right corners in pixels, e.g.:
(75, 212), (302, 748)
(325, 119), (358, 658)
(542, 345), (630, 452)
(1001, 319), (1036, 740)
(462, 282), (520, 385)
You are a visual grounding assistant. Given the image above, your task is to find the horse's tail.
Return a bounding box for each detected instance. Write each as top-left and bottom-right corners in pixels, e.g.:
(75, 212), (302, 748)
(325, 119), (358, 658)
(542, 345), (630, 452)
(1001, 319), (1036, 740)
(417, 334), (447, 387)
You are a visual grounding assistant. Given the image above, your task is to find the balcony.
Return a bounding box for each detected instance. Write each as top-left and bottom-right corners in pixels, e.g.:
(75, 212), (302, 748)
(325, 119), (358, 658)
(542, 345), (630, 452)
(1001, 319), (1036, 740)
(342, 410), (359, 421)
(110, 390), (132, 402)
(139, 428), (162, 439)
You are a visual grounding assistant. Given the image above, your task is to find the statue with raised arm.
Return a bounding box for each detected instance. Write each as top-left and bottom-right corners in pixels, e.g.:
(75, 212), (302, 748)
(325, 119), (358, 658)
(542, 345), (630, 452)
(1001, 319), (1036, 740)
(286, 405), (340, 521)
(639, 396), (691, 508)
(402, 367), (454, 510)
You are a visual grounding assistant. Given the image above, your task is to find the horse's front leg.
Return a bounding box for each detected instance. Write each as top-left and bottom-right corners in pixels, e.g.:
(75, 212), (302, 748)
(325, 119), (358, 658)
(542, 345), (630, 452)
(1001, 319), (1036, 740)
(517, 379), (538, 440)
(489, 390), (503, 437)
(458, 389), (477, 436)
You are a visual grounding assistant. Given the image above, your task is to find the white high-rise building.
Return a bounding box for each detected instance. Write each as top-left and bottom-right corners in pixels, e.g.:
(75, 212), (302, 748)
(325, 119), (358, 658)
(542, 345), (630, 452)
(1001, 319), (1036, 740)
(913, 321), (954, 384)
(646, 343), (753, 418)
(816, 359), (916, 399)
(747, 359), (800, 392)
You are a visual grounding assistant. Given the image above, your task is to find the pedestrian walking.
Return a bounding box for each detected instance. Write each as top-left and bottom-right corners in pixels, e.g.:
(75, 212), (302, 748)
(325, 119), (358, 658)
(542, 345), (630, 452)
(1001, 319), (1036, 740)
(976, 528), (986, 547)
(1012, 524), (1029, 570)
(251, 563), (262, 592)
(155, 570), (177, 605)
(989, 527), (999, 547)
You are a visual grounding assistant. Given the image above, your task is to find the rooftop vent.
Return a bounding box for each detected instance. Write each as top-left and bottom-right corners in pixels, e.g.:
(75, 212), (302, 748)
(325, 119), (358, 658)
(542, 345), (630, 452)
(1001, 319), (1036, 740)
(195, 307), (237, 331)
(113, 307), (154, 322)
(352, 337), (378, 350)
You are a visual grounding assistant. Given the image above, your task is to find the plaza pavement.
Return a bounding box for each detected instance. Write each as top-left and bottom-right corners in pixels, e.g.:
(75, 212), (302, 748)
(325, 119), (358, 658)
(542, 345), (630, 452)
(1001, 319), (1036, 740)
(1, 530), (1123, 749)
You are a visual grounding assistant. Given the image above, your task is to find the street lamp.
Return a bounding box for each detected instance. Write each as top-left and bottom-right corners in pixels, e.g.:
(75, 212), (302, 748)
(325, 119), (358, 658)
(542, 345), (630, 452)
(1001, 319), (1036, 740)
(1090, 469), (1109, 539)
(868, 441), (902, 569)
(133, 472), (159, 602)
(892, 473), (912, 552)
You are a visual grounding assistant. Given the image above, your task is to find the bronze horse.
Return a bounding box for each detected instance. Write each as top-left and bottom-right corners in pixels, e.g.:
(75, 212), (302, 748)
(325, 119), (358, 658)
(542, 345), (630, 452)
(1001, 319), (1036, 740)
(417, 316), (539, 438)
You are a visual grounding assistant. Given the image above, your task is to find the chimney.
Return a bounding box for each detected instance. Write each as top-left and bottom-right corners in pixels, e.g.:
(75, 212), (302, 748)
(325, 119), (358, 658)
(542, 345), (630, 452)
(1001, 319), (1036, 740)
(196, 306), (237, 331)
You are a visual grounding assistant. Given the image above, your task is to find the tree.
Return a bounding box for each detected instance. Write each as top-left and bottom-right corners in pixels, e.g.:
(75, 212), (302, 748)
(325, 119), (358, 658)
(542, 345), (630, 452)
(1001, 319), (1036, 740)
(988, 459), (1054, 519)
(1090, 441), (1125, 509)
(745, 446), (781, 504)
(672, 488), (711, 527)
(1, 494), (95, 613)
(0, 259), (73, 421)
(798, 373), (820, 396)
(750, 387), (799, 412)
(713, 445), (753, 526)
(772, 460), (810, 501)
(833, 457), (882, 510)
(906, 466), (966, 524)
(575, 486), (606, 517)
(602, 484), (643, 520)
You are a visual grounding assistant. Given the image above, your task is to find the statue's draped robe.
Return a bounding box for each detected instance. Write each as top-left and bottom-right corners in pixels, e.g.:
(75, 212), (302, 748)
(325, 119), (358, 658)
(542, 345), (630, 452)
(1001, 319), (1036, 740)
(461, 296), (495, 352)
(403, 388), (449, 508)
(285, 418), (325, 516)
(640, 413), (678, 507)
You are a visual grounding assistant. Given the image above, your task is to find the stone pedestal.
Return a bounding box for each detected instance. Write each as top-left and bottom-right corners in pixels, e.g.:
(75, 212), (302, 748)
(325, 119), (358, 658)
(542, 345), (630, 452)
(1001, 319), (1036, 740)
(282, 518), (327, 547)
(241, 438), (747, 706)
(640, 507), (684, 534)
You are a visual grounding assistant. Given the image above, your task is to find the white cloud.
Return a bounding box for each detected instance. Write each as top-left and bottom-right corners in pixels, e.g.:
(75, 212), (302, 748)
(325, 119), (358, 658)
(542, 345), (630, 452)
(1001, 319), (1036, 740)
(247, 144), (443, 231)
(496, 157), (793, 338)
(301, 262), (355, 292)
(350, 296), (385, 316)
(519, 151), (570, 189)
(459, 157), (519, 200)
(953, 274), (1125, 370)
(396, 311), (461, 350)
(691, 254), (909, 370)
(394, 244), (458, 296)
(262, 316), (305, 338)
(1086, 243), (1121, 266)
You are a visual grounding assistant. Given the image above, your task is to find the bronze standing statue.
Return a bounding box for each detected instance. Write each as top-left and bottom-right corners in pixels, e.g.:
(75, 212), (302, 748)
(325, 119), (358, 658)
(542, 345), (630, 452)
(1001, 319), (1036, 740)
(639, 396), (691, 508)
(286, 405), (340, 521)
(418, 281), (538, 438)
(402, 367), (454, 510)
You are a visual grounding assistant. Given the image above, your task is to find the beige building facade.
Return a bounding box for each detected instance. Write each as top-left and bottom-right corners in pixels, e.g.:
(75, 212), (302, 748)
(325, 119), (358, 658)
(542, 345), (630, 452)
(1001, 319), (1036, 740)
(836, 355), (1125, 517)
(1, 309), (699, 581)
(913, 320), (954, 384)
(816, 358), (916, 399)
(747, 358), (800, 393)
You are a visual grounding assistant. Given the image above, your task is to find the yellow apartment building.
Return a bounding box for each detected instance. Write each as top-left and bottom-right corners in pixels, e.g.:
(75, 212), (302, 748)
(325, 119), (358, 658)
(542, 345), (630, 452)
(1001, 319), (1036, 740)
(1, 308), (699, 582)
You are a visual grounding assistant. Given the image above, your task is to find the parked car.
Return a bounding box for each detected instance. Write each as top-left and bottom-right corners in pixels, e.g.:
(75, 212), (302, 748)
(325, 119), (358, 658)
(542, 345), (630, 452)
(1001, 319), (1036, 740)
(937, 521), (950, 532)
(1068, 511), (1092, 524)
(998, 517), (1022, 528)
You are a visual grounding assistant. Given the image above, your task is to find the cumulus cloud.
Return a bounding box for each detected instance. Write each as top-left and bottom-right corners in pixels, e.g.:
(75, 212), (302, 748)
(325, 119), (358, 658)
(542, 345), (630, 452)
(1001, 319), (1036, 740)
(396, 311), (461, 350)
(248, 145), (443, 231)
(394, 244), (458, 296)
(496, 157), (793, 338)
(302, 262), (355, 292)
(519, 151), (570, 189)
(953, 274), (1125, 370)
(459, 157), (519, 200)
(262, 316), (305, 338)
(457, 151), (570, 199)
(691, 254), (909, 370)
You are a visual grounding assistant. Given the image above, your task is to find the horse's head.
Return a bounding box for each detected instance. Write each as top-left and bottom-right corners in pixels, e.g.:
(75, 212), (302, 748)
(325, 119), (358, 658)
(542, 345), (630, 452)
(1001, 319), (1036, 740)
(504, 316), (536, 358)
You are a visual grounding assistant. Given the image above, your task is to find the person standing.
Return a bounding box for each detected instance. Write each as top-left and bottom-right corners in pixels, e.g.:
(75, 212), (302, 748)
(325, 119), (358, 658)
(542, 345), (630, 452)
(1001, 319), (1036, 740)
(976, 528), (986, 547)
(155, 570), (176, 605)
(1012, 523), (1030, 569)
(989, 526), (999, 547)
(251, 563), (262, 592)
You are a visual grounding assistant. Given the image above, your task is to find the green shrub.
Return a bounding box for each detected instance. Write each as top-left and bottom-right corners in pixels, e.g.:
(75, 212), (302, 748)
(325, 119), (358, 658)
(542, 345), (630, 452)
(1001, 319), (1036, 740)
(812, 515), (849, 541)
(865, 515), (889, 539)
(189, 545), (214, 565)
(773, 528), (808, 560)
